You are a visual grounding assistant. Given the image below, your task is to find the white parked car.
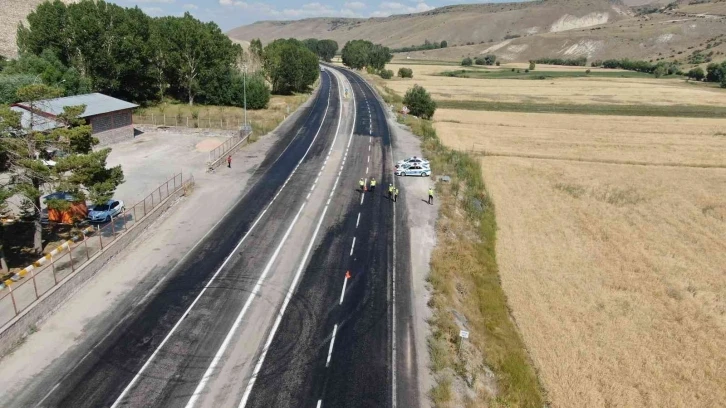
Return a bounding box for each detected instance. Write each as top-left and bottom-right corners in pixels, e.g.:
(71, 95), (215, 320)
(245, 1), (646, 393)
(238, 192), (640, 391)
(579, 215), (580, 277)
(396, 156), (429, 168)
(88, 199), (125, 223)
(396, 164), (430, 177)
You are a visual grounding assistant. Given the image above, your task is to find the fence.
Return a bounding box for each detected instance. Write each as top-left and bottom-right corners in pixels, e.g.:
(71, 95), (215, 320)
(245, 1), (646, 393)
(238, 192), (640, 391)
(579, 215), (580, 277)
(207, 128), (253, 165)
(133, 114), (248, 131)
(0, 173), (192, 328)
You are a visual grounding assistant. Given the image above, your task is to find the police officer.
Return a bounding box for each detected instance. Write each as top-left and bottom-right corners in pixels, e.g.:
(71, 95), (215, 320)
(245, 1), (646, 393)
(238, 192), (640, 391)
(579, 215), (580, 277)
(394, 187), (399, 202)
(388, 183), (394, 200)
(370, 177), (376, 193)
(359, 178), (365, 193)
(428, 187), (434, 205)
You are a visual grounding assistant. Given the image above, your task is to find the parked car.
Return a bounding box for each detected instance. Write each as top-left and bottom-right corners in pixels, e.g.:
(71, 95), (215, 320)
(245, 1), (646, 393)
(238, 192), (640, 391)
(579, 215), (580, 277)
(396, 156), (429, 168)
(88, 199), (125, 223)
(395, 164), (430, 177)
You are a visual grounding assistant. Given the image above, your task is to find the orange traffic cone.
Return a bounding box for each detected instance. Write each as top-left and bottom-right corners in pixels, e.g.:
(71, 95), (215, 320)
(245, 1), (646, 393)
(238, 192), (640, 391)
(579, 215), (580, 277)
(345, 271), (352, 279)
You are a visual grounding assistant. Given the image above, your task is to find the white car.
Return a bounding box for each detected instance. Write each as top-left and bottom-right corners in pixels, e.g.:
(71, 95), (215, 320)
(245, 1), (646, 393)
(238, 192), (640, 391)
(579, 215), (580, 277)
(88, 199), (125, 223)
(396, 157), (429, 169)
(396, 164), (430, 177)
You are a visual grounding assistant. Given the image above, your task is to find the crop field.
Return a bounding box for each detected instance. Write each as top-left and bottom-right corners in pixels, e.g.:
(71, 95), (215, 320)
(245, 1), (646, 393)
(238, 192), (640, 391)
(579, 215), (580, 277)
(383, 63), (726, 107)
(377, 62), (726, 407)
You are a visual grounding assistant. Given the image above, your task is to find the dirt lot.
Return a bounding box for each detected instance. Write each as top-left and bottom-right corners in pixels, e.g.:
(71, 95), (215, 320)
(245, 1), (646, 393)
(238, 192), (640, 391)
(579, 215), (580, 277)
(382, 63), (726, 106)
(376, 61), (726, 407)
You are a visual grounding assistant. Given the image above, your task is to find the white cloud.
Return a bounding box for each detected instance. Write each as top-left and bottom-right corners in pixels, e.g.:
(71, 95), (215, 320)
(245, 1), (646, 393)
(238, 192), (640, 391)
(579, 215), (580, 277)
(133, 0), (174, 3)
(339, 8), (362, 17)
(182, 3), (198, 9)
(219, 0), (248, 7)
(344, 1), (366, 10)
(372, 1), (431, 17)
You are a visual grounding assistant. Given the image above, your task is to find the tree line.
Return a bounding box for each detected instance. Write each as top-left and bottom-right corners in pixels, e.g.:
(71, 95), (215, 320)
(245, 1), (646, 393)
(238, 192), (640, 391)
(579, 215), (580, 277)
(341, 40), (393, 72)
(301, 39), (339, 62)
(391, 40), (447, 53)
(532, 57), (587, 67)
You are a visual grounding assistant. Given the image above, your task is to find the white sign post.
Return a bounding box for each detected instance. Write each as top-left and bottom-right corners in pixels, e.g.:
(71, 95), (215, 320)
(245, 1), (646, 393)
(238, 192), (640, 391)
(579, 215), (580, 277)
(458, 330), (469, 355)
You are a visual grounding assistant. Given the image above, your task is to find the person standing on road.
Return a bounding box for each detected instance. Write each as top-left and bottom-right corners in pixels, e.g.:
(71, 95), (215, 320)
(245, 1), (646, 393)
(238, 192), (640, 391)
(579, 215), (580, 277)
(359, 178), (365, 193)
(428, 187), (434, 205)
(394, 187), (399, 203)
(388, 183), (394, 201)
(370, 178), (376, 193)
(227, 155), (232, 168)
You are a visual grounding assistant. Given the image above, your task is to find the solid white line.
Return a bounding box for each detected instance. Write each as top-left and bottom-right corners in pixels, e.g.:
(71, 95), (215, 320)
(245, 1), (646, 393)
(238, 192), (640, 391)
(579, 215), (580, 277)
(356, 212), (360, 228)
(317, 400), (322, 408)
(183, 70), (339, 408)
(339, 276), (348, 305)
(350, 237), (356, 256)
(111, 71), (336, 408)
(326, 324), (338, 367)
(238, 67), (357, 408)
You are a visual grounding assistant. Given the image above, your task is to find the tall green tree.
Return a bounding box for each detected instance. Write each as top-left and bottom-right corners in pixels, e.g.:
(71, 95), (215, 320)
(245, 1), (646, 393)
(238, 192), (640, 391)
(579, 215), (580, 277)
(0, 84), (123, 255)
(341, 40), (372, 70)
(263, 39), (319, 94)
(368, 44), (392, 71)
(317, 40), (338, 62)
(249, 38), (263, 59)
(403, 84), (436, 119)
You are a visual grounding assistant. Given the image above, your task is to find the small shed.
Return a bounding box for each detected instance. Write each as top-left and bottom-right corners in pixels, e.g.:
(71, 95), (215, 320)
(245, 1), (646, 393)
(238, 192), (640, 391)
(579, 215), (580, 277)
(13, 93), (139, 146)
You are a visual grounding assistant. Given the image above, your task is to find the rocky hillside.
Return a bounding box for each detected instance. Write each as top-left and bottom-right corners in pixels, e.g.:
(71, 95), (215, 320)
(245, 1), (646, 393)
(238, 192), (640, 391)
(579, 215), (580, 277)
(227, 0), (726, 64)
(0, 0), (76, 58)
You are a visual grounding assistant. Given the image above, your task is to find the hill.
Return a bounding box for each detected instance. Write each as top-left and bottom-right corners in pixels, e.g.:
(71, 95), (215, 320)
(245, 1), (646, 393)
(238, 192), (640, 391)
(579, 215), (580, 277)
(0, 0), (77, 58)
(227, 0), (726, 64)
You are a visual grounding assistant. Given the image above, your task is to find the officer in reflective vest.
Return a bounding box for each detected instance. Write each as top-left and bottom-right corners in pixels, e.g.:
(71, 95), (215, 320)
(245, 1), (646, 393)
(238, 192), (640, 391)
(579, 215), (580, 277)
(370, 178), (376, 193)
(359, 178), (365, 193)
(388, 183), (394, 200)
(394, 187), (399, 202)
(428, 187), (434, 205)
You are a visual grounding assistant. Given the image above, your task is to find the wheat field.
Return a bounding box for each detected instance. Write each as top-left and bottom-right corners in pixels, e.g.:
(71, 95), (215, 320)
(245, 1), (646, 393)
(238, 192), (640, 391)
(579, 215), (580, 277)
(384, 63), (726, 106)
(482, 157), (726, 407)
(392, 61), (726, 407)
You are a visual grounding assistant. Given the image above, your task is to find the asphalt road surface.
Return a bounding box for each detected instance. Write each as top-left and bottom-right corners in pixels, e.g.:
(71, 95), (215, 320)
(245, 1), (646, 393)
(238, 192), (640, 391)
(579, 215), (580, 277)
(13, 66), (419, 408)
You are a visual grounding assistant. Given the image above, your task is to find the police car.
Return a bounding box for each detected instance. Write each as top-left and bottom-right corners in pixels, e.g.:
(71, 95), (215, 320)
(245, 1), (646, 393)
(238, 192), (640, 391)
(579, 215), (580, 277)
(396, 156), (429, 169)
(395, 163), (430, 177)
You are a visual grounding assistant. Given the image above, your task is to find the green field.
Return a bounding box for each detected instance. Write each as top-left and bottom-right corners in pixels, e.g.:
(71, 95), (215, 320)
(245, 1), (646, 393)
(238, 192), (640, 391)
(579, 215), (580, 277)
(438, 69), (658, 80)
(438, 100), (726, 118)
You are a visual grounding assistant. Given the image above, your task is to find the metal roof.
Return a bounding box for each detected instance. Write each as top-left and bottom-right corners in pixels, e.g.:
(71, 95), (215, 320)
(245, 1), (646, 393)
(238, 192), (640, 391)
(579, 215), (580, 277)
(15, 93), (138, 118)
(10, 106), (64, 132)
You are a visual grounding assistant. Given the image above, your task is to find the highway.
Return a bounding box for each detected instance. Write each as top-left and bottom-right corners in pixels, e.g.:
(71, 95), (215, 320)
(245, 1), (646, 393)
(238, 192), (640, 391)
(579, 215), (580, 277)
(11, 66), (420, 408)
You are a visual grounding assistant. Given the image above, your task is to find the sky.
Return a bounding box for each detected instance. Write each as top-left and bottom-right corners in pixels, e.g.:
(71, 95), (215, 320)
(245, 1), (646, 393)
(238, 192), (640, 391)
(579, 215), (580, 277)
(111, 0), (522, 31)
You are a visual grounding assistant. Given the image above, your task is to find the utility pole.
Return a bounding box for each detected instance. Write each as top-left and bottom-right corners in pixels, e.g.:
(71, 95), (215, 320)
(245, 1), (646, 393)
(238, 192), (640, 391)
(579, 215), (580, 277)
(243, 64), (248, 133)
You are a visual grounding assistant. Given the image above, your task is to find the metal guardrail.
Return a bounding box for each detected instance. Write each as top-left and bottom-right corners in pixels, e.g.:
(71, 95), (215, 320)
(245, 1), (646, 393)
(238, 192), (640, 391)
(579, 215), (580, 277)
(133, 115), (247, 131)
(0, 173), (191, 327)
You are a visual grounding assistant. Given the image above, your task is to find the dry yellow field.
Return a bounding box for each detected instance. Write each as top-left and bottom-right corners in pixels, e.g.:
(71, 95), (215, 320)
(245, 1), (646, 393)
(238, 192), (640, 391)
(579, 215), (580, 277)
(435, 109), (726, 167)
(388, 61), (726, 407)
(482, 157), (726, 407)
(384, 63), (726, 106)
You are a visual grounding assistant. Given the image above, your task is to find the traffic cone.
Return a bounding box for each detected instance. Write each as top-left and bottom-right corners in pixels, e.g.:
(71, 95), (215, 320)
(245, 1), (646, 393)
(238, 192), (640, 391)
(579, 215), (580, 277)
(345, 271), (351, 279)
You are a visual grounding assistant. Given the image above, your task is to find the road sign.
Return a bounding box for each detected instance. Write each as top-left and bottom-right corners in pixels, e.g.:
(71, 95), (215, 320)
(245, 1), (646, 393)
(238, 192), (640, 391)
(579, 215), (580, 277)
(459, 330), (469, 339)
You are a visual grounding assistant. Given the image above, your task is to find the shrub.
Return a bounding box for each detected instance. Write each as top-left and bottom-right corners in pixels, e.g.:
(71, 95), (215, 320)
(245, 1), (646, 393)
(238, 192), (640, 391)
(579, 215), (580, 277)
(686, 67), (704, 80)
(461, 57), (473, 66)
(474, 57), (485, 65)
(525, 69), (530, 73)
(529, 61), (536, 70)
(585, 69), (591, 74)
(495, 61), (500, 66)
(483, 54), (497, 65)
(398, 67), (413, 78)
(653, 65), (667, 78)
(380, 69), (394, 79)
(403, 84), (436, 119)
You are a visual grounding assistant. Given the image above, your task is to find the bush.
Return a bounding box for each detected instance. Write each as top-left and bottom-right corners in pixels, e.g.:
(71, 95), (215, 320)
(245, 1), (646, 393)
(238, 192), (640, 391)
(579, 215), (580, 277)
(483, 54), (496, 65)
(380, 69), (393, 79)
(686, 67), (704, 81)
(585, 69), (591, 74)
(240, 74), (270, 109)
(495, 61), (500, 66)
(653, 65), (667, 78)
(461, 57), (473, 66)
(529, 61), (536, 70)
(525, 69), (530, 73)
(474, 57), (485, 65)
(398, 67), (413, 78)
(403, 84), (436, 119)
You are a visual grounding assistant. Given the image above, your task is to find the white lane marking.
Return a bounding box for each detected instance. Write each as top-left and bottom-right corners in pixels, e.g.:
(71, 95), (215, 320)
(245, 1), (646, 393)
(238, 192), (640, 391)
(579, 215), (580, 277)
(317, 401), (322, 408)
(238, 67), (357, 408)
(360, 192), (365, 205)
(35, 383), (60, 408)
(367, 156), (370, 163)
(183, 70), (340, 408)
(366, 166), (368, 174)
(356, 212), (360, 228)
(339, 275), (349, 305)
(368, 145), (371, 151)
(349, 237), (356, 256)
(326, 324), (338, 367)
(111, 71), (336, 408)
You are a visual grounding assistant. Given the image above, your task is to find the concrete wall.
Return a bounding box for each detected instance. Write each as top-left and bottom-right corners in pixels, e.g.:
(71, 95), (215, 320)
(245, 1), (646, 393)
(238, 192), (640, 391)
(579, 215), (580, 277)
(0, 183), (189, 357)
(90, 109), (135, 146)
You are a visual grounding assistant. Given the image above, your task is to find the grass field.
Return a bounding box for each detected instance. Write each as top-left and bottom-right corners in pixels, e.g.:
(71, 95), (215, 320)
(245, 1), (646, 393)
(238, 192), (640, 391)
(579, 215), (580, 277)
(134, 93), (310, 136)
(438, 69), (655, 80)
(374, 61), (726, 407)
